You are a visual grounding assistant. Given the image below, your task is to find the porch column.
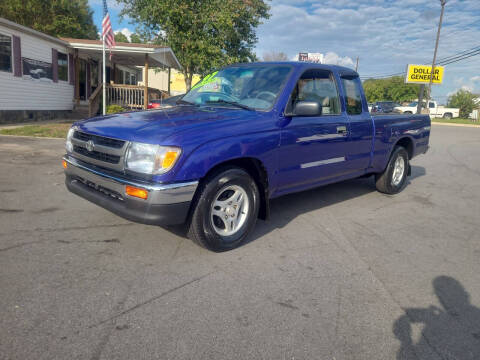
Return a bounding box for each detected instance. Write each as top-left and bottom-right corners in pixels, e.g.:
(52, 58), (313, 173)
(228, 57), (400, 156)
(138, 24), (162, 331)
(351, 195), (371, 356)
(75, 49), (80, 105)
(144, 54), (149, 109)
(168, 67), (171, 95)
(86, 62), (91, 98)
(112, 63), (116, 84)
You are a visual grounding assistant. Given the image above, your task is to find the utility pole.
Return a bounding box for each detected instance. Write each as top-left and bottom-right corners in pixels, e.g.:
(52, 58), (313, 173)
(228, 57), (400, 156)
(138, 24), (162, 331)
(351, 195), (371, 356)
(355, 57), (359, 72)
(427, 0), (447, 101)
(416, 84), (425, 114)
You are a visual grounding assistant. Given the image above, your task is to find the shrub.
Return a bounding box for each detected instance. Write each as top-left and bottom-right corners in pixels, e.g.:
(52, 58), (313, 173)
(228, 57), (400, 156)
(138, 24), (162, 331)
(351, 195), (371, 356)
(106, 104), (125, 114)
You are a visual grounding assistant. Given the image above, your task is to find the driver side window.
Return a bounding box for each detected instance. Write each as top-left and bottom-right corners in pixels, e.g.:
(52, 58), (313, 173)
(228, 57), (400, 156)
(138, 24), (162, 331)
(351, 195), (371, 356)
(287, 69), (341, 115)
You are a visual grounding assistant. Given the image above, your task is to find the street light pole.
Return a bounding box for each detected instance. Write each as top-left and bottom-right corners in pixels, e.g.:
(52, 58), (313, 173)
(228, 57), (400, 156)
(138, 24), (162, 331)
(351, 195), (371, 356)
(427, 0), (447, 101)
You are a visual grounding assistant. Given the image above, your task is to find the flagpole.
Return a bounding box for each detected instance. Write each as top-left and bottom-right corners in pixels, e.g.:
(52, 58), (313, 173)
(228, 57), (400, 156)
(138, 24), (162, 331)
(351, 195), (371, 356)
(102, 33), (106, 115)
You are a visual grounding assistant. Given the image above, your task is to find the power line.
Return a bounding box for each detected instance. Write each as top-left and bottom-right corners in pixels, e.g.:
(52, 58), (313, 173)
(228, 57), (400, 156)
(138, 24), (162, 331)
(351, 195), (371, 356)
(435, 45), (480, 63)
(360, 44), (480, 80)
(437, 47), (480, 63)
(437, 49), (480, 66)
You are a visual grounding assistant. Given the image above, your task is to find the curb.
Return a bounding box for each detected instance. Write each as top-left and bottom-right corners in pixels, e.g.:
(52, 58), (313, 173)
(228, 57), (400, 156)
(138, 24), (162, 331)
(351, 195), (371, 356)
(0, 119), (74, 130)
(0, 134), (64, 140)
(431, 122), (480, 128)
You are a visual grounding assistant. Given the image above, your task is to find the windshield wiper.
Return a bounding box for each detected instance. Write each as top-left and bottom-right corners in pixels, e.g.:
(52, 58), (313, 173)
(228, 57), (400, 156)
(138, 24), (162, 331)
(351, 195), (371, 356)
(205, 99), (254, 111)
(176, 99), (195, 106)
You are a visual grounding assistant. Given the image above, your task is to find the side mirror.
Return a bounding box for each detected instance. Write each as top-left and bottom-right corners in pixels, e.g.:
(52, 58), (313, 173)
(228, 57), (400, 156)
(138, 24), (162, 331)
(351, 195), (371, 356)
(293, 101), (322, 116)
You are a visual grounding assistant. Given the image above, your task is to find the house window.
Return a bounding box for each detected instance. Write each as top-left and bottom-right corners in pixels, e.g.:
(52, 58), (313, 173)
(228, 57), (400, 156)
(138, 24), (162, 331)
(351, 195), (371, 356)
(58, 52), (68, 81)
(0, 33), (12, 73)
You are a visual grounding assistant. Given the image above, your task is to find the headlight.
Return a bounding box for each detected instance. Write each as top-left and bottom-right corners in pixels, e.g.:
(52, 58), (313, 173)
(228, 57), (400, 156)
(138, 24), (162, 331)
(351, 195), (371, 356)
(66, 127), (76, 153)
(125, 142), (181, 175)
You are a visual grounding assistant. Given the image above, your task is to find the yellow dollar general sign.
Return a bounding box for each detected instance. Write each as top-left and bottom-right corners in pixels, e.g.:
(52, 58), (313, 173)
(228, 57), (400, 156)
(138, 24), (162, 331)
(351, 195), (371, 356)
(405, 64), (444, 84)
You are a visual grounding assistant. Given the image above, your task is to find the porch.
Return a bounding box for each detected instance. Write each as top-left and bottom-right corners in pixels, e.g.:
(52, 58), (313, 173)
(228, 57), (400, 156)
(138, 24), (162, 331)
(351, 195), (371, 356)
(61, 38), (181, 116)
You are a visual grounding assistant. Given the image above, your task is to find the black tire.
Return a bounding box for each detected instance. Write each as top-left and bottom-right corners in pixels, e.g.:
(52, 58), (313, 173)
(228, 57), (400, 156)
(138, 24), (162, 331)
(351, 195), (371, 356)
(187, 167), (260, 251)
(375, 146), (409, 195)
(443, 113), (453, 119)
(404, 111), (412, 114)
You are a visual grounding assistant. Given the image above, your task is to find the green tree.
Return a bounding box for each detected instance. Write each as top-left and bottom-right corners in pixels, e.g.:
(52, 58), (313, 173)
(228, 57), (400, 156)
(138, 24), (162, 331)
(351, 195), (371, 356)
(118, 0), (270, 90)
(130, 33), (143, 44)
(448, 89), (477, 118)
(114, 32), (129, 43)
(363, 76), (425, 103)
(0, 0), (98, 39)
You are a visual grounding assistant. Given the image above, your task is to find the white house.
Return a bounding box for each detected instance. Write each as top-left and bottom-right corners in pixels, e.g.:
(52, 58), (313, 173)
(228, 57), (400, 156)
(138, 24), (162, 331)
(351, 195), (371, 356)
(0, 17), (74, 122)
(0, 17), (181, 123)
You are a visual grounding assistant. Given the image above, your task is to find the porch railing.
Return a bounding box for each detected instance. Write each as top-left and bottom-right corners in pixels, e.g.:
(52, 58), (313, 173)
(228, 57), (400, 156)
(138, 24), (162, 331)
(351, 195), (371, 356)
(107, 84), (146, 110)
(88, 84), (168, 117)
(88, 83), (103, 117)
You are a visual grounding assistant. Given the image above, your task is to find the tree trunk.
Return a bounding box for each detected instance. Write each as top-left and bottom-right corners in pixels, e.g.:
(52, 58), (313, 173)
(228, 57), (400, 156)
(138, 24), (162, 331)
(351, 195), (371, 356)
(184, 68), (192, 92)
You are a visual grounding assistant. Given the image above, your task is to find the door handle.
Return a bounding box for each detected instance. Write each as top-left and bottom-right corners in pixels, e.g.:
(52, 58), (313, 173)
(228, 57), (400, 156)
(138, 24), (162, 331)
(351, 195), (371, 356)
(337, 126), (348, 135)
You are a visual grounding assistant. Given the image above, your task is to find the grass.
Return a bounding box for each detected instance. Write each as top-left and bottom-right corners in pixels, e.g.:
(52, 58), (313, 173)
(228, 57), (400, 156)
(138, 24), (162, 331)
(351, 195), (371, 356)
(0, 123), (72, 138)
(431, 117), (480, 125)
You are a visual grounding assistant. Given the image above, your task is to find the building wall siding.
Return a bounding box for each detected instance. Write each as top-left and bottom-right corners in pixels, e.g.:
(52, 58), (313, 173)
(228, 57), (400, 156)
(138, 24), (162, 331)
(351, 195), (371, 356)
(0, 24), (74, 111)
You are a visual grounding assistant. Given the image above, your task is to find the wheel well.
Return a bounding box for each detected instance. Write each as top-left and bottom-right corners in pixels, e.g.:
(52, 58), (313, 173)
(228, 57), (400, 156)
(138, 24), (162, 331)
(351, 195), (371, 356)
(202, 158), (270, 220)
(444, 112), (452, 117)
(395, 137), (414, 159)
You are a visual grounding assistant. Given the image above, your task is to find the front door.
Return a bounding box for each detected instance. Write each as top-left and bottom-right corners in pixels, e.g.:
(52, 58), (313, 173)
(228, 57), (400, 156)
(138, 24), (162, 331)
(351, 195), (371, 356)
(78, 59), (87, 101)
(276, 68), (350, 193)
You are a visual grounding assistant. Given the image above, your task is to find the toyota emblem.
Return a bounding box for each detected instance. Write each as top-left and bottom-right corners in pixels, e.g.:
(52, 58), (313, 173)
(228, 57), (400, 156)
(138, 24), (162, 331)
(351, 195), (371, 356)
(85, 140), (95, 152)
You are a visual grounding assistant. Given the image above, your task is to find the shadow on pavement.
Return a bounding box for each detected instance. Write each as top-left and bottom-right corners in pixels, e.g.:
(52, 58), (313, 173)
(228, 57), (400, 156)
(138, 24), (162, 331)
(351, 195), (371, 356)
(393, 276), (480, 359)
(249, 164), (425, 242)
(165, 165), (426, 245)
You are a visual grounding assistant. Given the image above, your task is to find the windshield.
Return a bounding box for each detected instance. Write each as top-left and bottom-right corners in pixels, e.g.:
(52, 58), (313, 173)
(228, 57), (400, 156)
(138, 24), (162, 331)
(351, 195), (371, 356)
(182, 65), (292, 110)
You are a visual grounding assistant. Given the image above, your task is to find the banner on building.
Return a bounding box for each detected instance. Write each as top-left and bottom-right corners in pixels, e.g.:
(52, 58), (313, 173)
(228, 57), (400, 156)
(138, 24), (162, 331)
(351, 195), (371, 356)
(22, 58), (53, 81)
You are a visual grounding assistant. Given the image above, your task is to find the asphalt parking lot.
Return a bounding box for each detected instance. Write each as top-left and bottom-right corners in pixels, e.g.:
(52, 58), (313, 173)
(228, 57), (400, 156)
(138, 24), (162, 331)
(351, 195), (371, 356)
(1, 124), (479, 360)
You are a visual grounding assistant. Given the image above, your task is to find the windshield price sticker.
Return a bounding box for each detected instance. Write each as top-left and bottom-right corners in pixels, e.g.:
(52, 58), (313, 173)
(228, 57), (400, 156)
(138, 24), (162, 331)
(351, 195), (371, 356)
(405, 64), (444, 84)
(191, 71), (219, 90)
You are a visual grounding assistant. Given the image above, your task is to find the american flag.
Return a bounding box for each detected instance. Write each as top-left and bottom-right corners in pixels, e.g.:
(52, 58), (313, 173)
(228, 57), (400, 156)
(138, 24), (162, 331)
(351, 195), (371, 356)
(102, 0), (115, 57)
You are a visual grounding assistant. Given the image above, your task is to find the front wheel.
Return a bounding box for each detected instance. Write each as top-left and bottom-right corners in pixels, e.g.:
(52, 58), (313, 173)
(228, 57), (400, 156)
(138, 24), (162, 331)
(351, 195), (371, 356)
(375, 146), (409, 195)
(187, 167), (260, 251)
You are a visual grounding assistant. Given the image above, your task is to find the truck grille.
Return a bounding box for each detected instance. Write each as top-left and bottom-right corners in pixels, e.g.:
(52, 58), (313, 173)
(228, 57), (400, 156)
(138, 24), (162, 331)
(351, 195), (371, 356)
(73, 131), (125, 149)
(73, 145), (121, 164)
(71, 130), (127, 171)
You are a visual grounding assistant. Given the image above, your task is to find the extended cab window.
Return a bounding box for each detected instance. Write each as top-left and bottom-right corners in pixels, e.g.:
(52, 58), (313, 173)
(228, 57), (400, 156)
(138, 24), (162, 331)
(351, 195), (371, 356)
(0, 33), (12, 73)
(287, 69), (340, 115)
(342, 76), (363, 115)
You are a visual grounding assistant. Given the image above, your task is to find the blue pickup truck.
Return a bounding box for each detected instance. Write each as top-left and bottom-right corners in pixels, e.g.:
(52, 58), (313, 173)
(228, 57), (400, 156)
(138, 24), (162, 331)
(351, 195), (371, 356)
(63, 62), (430, 251)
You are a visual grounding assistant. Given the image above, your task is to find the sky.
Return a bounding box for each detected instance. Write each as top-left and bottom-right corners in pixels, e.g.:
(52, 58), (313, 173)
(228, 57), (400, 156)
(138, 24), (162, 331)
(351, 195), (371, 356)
(88, 0), (480, 103)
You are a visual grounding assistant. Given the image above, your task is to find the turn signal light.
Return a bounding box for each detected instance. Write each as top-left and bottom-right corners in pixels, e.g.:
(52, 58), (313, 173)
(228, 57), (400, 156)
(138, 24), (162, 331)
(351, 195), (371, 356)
(125, 185), (148, 200)
(62, 160), (67, 169)
(162, 151), (179, 169)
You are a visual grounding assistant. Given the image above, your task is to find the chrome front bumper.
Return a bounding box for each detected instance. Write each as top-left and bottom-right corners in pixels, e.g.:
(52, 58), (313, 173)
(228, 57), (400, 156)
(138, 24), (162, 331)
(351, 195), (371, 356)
(63, 155), (198, 225)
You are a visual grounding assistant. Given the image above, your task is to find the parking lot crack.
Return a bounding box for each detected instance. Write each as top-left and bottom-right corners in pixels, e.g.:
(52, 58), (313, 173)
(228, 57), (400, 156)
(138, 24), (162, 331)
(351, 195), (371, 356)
(0, 239), (49, 252)
(89, 271), (215, 328)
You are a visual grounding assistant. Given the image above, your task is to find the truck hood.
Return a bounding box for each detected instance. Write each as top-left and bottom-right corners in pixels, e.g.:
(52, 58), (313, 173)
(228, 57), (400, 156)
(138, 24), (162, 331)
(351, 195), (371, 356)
(76, 106), (253, 144)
